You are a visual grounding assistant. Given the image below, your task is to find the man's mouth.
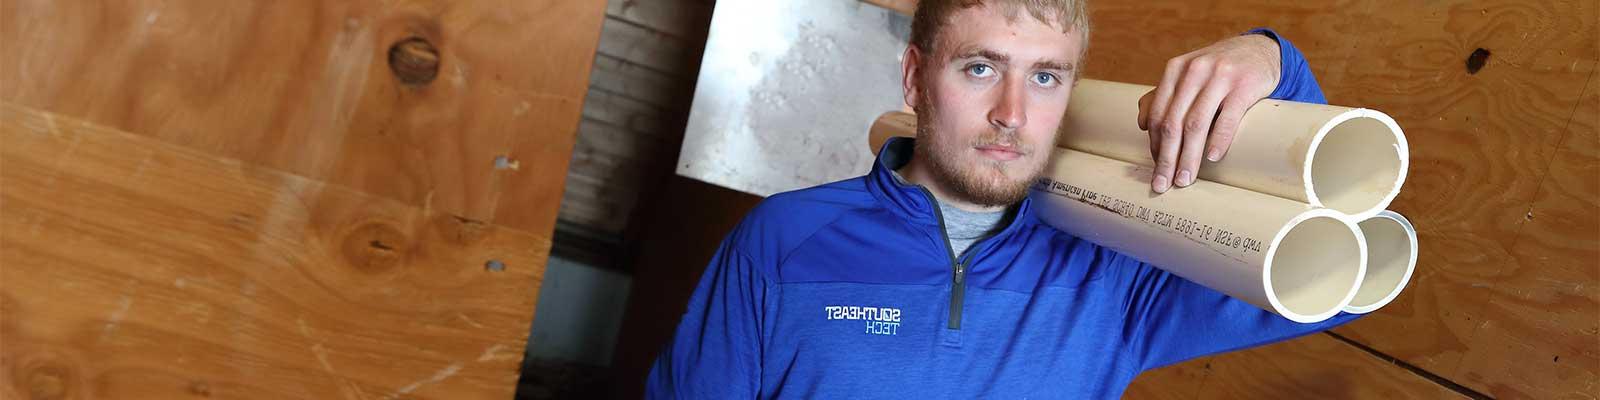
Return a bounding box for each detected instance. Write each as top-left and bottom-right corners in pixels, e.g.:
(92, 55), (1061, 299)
(975, 145), (1024, 161)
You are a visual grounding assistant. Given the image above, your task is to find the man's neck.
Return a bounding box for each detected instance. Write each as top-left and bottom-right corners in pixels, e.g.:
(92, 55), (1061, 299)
(898, 158), (1011, 213)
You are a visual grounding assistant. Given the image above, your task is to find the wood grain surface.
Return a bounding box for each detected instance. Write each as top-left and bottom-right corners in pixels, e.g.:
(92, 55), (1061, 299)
(0, 1), (605, 398)
(0, 0), (606, 234)
(869, 0), (1599, 398)
(1461, 64), (1597, 398)
(1126, 333), (1468, 399)
(0, 103), (550, 399)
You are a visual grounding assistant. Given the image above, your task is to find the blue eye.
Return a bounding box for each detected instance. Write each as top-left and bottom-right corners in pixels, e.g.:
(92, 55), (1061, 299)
(1033, 72), (1058, 86)
(966, 64), (994, 77)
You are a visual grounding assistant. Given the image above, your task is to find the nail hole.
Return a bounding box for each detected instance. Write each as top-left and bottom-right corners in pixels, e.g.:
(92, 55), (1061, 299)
(485, 259), (506, 272)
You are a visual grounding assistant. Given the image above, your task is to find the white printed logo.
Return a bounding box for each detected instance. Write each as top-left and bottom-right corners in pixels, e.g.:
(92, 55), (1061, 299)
(824, 305), (901, 336)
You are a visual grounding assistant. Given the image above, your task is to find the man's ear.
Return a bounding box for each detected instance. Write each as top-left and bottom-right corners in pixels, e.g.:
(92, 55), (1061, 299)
(902, 45), (924, 111)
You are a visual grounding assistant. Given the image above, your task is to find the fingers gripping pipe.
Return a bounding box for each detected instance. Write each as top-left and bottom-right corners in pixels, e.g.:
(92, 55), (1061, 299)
(1060, 80), (1409, 220)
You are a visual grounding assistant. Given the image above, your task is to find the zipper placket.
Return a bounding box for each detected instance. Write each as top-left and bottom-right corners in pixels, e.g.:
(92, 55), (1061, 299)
(916, 186), (991, 331)
(949, 244), (988, 330)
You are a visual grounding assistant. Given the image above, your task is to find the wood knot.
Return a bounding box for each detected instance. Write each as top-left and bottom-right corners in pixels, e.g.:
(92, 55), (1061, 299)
(15, 357), (74, 400)
(341, 222), (409, 274)
(388, 37), (439, 85)
(1466, 48), (1490, 74)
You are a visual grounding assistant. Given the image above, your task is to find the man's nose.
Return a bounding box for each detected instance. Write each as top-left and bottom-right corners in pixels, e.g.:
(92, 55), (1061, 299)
(988, 77), (1027, 131)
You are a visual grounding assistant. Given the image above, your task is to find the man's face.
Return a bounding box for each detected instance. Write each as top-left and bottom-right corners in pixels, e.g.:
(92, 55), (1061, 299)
(906, 5), (1082, 207)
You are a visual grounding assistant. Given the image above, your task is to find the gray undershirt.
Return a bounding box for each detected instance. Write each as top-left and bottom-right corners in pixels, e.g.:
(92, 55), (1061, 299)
(937, 201), (1009, 257)
(892, 170), (1011, 257)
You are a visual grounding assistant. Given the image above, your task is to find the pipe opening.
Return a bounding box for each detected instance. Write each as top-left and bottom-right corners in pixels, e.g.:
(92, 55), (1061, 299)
(1267, 214), (1364, 321)
(1308, 114), (1405, 216)
(1347, 212), (1417, 312)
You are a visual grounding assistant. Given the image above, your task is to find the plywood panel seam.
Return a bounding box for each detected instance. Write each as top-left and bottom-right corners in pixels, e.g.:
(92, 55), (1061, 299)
(2, 99), (554, 253)
(1494, 64), (1597, 276)
(1, 102), (549, 398)
(1323, 332), (1492, 400)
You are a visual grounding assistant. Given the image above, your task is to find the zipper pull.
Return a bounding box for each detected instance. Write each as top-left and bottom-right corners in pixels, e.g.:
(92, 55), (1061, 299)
(954, 262), (965, 284)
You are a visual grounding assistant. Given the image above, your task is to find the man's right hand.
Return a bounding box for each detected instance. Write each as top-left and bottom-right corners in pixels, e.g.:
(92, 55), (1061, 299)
(1136, 33), (1281, 193)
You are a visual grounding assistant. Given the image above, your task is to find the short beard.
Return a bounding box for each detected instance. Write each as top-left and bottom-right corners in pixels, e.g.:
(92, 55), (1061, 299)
(912, 94), (1047, 208)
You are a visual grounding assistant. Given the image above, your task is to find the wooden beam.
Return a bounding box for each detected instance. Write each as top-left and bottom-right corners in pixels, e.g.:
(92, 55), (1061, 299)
(606, 0), (715, 39)
(0, 103), (547, 399)
(597, 15), (697, 76)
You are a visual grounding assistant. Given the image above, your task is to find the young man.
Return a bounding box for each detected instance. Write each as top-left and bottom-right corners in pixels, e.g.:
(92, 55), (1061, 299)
(648, 0), (1355, 398)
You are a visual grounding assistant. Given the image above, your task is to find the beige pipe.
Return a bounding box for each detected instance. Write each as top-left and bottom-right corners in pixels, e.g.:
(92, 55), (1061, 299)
(1060, 79), (1408, 220)
(1343, 210), (1418, 314)
(1031, 148), (1366, 323)
(869, 113), (1366, 323)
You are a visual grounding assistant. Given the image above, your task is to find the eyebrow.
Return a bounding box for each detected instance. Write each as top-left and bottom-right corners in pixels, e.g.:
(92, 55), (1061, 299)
(952, 47), (1075, 73)
(1033, 60), (1076, 73)
(954, 48), (1010, 64)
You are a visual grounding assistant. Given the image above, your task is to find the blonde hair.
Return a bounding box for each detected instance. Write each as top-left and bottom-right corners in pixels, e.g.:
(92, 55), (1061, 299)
(909, 0), (1091, 58)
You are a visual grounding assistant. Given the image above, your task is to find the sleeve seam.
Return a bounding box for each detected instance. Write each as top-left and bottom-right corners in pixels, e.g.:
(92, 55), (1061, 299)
(732, 246), (773, 288)
(773, 208), (861, 274)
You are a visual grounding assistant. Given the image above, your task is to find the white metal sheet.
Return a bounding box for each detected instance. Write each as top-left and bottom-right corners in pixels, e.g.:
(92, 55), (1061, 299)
(676, 0), (911, 196)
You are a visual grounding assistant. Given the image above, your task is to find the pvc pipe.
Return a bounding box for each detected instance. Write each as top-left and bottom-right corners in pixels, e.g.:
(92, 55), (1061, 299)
(868, 114), (1367, 323)
(1060, 79), (1409, 220)
(1343, 210), (1418, 314)
(1031, 148), (1367, 323)
(869, 110), (916, 153)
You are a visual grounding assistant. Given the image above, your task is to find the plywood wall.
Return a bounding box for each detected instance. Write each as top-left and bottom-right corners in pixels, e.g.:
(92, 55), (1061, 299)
(610, 1), (1598, 399)
(0, 1), (605, 398)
